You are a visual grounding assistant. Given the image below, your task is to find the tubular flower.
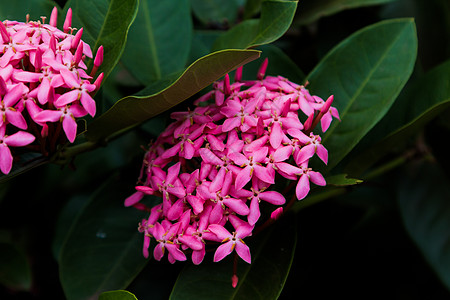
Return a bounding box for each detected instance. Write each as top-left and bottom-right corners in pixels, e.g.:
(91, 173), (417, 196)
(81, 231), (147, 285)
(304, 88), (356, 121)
(0, 8), (104, 174)
(126, 59), (339, 285)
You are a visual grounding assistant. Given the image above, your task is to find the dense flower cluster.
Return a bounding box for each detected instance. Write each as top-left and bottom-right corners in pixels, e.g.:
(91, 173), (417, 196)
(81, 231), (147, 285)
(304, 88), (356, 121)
(0, 7), (104, 174)
(126, 60), (339, 269)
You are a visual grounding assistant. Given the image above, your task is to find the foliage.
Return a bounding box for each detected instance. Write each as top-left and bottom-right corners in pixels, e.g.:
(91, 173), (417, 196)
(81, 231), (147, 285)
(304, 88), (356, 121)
(0, 0), (449, 299)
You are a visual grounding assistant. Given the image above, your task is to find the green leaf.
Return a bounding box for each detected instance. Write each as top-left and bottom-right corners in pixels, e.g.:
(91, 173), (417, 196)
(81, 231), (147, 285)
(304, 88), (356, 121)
(307, 18), (417, 171)
(99, 290), (138, 300)
(0, 0), (55, 21)
(345, 60), (450, 176)
(85, 49), (261, 142)
(59, 177), (149, 300)
(191, 0), (242, 25)
(170, 214), (297, 300)
(325, 174), (362, 186)
(63, 0), (139, 81)
(212, 0), (298, 51)
(121, 0), (192, 85)
(397, 160), (450, 290)
(0, 242), (32, 291)
(295, 0), (396, 26)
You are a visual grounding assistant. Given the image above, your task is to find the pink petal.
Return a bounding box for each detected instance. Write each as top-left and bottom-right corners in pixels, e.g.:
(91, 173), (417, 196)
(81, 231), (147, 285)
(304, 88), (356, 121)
(153, 244), (164, 261)
(228, 152), (248, 166)
(60, 68), (80, 88)
(0, 144), (13, 174)
(254, 165), (274, 184)
(259, 191), (286, 205)
(309, 171), (326, 186)
(222, 117), (241, 132)
(55, 90), (79, 107)
(143, 235), (151, 258)
(34, 110), (61, 123)
(161, 143), (181, 159)
(62, 115), (77, 143)
(124, 191), (144, 207)
(223, 198), (250, 216)
(38, 77), (51, 105)
(80, 92), (96, 117)
(213, 242), (233, 262)
(316, 144), (328, 164)
(296, 144), (315, 164)
(192, 248), (205, 265)
(269, 121), (283, 149)
(248, 197), (260, 226)
(296, 174), (310, 200)
(4, 131), (35, 147)
(235, 242), (251, 264)
(208, 224), (231, 240)
(273, 145), (293, 162)
(235, 165), (252, 190)
(3, 84), (23, 107)
(5, 110), (27, 130)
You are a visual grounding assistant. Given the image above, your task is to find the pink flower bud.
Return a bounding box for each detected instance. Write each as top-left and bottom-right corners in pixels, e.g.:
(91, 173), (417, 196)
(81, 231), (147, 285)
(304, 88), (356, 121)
(49, 6), (58, 27)
(63, 8), (72, 33)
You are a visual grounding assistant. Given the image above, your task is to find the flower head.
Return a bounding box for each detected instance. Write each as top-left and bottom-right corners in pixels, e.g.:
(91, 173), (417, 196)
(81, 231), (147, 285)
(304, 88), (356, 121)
(126, 59), (339, 286)
(0, 8), (104, 174)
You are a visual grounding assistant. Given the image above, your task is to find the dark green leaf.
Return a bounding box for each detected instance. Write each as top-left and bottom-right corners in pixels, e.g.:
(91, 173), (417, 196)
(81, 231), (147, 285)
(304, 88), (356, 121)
(63, 0), (139, 81)
(212, 0), (298, 51)
(191, 0), (242, 25)
(85, 49), (261, 142)
(307, 18), (417, 171)
(345, 60), (450, 176)
(99, 290), (138, 300)
(0, 0), (55, 21)
(295, 0), (396, 26)
(0, 242), (32, 291)
(59, 177), (149, 300)
(121, 0), (192, 85)
(170, 214), (297, 300)
(325, 174), (362, 186)
(397, 160), (450, 290)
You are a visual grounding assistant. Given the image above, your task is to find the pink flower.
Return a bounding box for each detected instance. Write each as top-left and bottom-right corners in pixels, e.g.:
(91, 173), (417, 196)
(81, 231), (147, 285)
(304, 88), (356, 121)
(0, 125), (35, 174)
(208, 222), (253, 264)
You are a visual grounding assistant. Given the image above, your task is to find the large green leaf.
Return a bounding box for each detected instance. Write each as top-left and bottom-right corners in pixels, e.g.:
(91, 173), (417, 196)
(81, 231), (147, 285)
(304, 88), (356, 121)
(0, 0), (55, 21)
(59, 177), (149, 300)
(295, 0), (396, 26)
(121, 0), (192, 85)
(63, 0), (139, 81)
(345, 60), (450, 176)
(84, 49), (260, 142)
(306, 18), (417, 171)
(170, 214), (297, 300)
(397, 160), (450, 290)
(212, 0), (298, 51)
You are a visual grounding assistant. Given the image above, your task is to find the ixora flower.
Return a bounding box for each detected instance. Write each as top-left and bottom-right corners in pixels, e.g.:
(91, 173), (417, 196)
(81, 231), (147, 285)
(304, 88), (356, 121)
(0, 7), (104, 175)
(126, 59), (340, 287)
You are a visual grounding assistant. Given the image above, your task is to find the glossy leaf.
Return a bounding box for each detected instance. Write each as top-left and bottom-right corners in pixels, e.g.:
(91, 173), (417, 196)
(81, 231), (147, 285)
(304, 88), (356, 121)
(0, 0), (55, 21)
(212, 0), (298, 51)
(84, 49), (261, 142)
(99, 290), (138, 300)
(0, 242), (32, 291)
(170, 214), (297, 300)
(345, 60), (450, 176)
(397, 161), (450, 290)
(306, 18), (417, 170)
(295, 0), (396, 25)
(59, 177), (149, 300)
(121, 0), (192, 85)
(63, 0), (139, 81)
(0, 153), (48, 184)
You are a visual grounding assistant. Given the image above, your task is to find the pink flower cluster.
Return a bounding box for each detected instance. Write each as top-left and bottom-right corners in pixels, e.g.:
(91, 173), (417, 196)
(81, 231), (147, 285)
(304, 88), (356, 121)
(126, 59), (339, 267)
(0, 7), (104, 174)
